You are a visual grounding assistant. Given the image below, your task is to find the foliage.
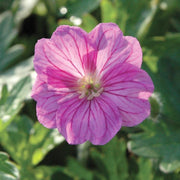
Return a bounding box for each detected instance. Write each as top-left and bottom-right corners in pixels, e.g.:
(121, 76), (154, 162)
(0, 151), (19, 180)
(0, 76), (32, 131)
(0, 11), (24, 72)
(128, 120), (180, 173)
(0, 0), (180, 179)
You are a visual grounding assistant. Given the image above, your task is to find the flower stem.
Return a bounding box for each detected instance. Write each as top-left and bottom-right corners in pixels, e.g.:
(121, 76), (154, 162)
(77, 141), (91, 166)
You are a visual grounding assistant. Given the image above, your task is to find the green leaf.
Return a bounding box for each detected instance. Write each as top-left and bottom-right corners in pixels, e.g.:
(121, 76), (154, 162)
(30, 123), (64, 165)
(160, 161), (180, 174)
(143, 33), (180, 60)
(66, 0), (101, 17)
(143, 48), (159, 73)
(137, 0), (159, 41)
(91, 137), (128, 180)
(128, 120), (180, 173)
(146, 60), (180, 124)
(0, 44), (24, 72)
(80, 14), (98, 32)
(0, 76), (32, 131)
(20, 165), (72, 180)
(0, 0), (14, 12)
(0, 152), (19, 180)
(100, 0), (159, 37)
(0, 84), (9, 105)
(12, 0), (40, 24)
(0, 115), (33, 165)
(171, 18), (180, 32)
(143, 34), (180, 123)
(0, 11), (16, 51)
(136, 158), (154, 180)
(57, 13), (98, 33)
(43, 0), (67, 16)
(59, 137), (128, 180)
(0, 115), (64, 167)
(34, 166), (72, 180)
(65, 158), (93, 180)
(162, 0), (180, 11)
(58, 19), (73, 26)
(0, 11), (24, 73)
(0, 57), (34, 89)
(101, 0), (118, 23)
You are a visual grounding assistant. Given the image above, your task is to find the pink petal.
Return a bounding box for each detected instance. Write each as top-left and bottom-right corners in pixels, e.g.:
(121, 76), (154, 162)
(34, 39), (85, 90)
(31, 76), (63, 128)
(34, 38), (82, 79)
(88, 23), (131, 75)
(124, 36), (142, 68)
(46, 67), (79, 90)
(51, 25), (96, 75)
(90, 94), (122, 145)
(102, 62), (154, 127)
(56, 94), (90, 144)
(56, 94), (122, 145)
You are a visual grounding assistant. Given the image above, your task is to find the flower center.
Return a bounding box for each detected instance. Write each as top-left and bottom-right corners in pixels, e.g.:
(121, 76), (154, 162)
(78, 76), (103, 100)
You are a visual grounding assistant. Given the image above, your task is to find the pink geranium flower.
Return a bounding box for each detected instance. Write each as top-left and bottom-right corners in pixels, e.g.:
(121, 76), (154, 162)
(31, 23), (154, 145)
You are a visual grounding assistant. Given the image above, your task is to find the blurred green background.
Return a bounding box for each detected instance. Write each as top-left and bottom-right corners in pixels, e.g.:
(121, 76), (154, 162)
(0, 0), (180, 179)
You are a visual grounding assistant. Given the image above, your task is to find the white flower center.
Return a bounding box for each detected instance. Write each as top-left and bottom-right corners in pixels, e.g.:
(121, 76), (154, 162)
(78, 76), (103, 100)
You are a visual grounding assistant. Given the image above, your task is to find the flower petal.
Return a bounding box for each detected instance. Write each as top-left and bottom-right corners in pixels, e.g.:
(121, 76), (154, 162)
(88, 23), (131, 75)
(56, 94), (90, 144)
(31, 76), (63, 128)
(51, 25), (96, 75)
(34, 38), (84, 90)
(89, 94), (122, 145)
(124, 36), (142, 68)
(56, 94), (122, 145)
(102, 62), (154, 127)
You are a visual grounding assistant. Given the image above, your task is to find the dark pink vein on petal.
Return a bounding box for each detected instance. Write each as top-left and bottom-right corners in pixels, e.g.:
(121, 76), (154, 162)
(99, 34), (123, 74)
(96, 29), (112, 50)
(68, 33), (84, 71)
(52, 37), (84, 76)
(105, 91), (147, 113)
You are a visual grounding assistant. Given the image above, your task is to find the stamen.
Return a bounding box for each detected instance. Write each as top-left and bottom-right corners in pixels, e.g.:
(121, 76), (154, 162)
(87, 87), (104, 100)
(78, 75), (103, 100)
(87, 94), (94, 100)
(79, 91), (86, 99)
